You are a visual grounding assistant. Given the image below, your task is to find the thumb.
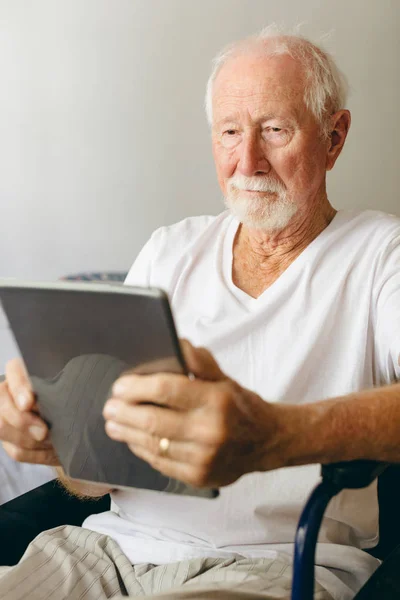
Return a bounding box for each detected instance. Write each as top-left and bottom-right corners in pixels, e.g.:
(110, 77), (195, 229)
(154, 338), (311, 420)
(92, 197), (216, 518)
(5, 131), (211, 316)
(5, 358), (35, 412)
(180, 339), (226, 381)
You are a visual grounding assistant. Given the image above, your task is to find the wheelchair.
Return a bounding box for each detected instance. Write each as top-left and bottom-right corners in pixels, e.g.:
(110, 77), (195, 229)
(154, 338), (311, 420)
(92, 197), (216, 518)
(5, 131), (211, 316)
(0, 460), (399, 599)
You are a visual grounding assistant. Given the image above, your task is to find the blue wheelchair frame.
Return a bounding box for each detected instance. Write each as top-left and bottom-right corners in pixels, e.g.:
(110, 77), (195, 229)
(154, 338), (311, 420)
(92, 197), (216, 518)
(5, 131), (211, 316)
(291, 460), (389, 600)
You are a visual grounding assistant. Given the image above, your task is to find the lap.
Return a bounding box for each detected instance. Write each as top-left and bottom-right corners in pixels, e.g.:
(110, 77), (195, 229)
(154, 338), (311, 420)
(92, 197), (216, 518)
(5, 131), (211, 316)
(128, 556), (333, 600)
(0, 525), (333, 600)
(0, 525), (131, 599)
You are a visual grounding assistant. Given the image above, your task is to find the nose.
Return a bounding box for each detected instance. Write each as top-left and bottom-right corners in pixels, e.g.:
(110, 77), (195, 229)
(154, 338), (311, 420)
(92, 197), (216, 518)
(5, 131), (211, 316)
(237, 131), (270, 177)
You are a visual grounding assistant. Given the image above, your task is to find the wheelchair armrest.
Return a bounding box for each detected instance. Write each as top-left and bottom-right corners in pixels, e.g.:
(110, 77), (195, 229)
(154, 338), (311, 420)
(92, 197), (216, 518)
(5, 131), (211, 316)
(0, 479), (110, 566)
(292, 460), (389, 600)
(321, 460), (388, 490)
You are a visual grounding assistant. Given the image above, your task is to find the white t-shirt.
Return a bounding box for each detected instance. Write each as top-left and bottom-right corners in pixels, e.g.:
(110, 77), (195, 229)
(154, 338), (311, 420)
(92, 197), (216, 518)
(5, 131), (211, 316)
(84, 209), (400, 600)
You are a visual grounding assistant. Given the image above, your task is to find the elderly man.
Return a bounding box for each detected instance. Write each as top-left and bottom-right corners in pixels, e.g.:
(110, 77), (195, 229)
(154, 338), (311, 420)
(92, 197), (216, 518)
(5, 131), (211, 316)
(0, 27), (399, 600)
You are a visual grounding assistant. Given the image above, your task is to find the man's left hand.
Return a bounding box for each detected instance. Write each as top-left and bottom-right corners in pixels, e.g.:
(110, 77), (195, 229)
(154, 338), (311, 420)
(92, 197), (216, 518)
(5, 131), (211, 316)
(103, 340), (287, 488)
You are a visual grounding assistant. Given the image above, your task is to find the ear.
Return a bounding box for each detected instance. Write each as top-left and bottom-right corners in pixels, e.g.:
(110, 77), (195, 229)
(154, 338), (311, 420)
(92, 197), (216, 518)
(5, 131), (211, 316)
(326, 110), (351, 171)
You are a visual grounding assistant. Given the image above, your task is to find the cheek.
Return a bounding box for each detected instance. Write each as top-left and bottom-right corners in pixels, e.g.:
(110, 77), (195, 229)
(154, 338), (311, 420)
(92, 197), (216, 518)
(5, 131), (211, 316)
(275, 149), (325, 192)
(269, 153), (299, 188)
(212, 144), (237, 194)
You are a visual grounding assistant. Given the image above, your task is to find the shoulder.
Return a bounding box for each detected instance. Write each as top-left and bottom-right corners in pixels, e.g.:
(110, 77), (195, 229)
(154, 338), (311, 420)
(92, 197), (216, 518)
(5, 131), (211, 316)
(333, 210), (400, 255)
(150, 212), (228, 249)
(125, 212), (230, 288)
(345, 212), (400, 301)
(340, 209), (400, 238)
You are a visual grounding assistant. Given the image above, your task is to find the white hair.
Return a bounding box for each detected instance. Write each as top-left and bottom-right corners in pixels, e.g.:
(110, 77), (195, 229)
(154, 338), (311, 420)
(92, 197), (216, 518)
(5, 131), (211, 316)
(205, 24), (349, 137)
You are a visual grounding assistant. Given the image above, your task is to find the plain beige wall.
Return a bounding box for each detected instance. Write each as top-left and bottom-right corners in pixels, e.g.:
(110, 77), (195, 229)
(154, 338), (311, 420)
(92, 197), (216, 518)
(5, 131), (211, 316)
(0, 0), (399, 284)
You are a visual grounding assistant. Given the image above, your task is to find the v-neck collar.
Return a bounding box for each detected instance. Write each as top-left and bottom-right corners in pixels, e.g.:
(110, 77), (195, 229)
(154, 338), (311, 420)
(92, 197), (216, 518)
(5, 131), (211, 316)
(222, 210), (344, 310)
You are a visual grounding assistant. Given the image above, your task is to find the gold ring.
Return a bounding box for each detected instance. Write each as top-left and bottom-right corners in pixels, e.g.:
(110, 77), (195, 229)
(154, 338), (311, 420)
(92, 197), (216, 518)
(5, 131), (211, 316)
(158, 437), (170, 456)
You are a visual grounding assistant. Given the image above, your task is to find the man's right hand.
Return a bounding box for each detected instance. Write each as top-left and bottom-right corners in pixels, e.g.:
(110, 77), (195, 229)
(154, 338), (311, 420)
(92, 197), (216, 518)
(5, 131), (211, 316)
(0, 358), (60, 466)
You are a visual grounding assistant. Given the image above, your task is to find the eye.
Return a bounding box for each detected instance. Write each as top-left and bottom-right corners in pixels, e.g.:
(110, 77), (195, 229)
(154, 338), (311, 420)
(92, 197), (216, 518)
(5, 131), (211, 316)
(264, 126), (283, 134)
(220, 129), (241, 149)
(261, 126), (288, 144)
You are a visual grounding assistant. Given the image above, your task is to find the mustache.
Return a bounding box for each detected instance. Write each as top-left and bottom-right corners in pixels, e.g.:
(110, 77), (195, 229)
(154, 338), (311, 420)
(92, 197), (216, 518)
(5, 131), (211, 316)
(228, 174), (285, 193)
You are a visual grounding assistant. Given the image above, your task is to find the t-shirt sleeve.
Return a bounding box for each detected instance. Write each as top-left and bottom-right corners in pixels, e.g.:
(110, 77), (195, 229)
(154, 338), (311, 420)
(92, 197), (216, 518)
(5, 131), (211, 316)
(374, 233), (400, 382)
(124, 231), (159, 288)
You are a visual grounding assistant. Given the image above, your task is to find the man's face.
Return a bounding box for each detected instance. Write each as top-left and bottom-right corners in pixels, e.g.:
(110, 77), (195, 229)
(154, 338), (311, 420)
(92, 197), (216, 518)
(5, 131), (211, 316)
(211, 53), (331, 230)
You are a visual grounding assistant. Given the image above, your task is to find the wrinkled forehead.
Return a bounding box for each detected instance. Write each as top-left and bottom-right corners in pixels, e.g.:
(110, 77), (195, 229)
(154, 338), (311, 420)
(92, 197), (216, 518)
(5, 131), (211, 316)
(212, 53), (307, 123)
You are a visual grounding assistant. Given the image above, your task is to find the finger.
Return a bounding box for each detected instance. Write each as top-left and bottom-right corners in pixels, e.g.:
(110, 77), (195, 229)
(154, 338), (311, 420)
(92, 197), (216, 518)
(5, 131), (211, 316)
(180, 340), (226, 381)
(127, 443), (208, 488)
(5, 358), (35, 411)
(2, 442), (60, 466)
(111, 372), (207, 410)
(105, 420), (207, 466)
(0, 384), (49, 441)
(0, 417), (52, 449)
(103, 402), (191, 440)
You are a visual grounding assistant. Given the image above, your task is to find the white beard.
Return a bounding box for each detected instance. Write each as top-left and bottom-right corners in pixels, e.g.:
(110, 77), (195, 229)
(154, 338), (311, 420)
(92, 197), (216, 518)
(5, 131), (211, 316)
(224, 174), (298, 231)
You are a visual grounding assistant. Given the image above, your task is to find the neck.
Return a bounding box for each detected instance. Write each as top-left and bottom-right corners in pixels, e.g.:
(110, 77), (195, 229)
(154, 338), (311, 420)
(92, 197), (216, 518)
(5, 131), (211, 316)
(238, 198), (336, 261)
(232, 198), (337, 298)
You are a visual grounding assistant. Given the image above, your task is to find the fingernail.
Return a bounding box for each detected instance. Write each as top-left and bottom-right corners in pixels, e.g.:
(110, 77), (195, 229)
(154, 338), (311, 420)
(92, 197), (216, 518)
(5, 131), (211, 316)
(112, 381), (125, 397)
(103, 401), (117, 419)
(17, 392), (30, 411)
(105, 421), (121, 437)
(29, 425), (46, 441)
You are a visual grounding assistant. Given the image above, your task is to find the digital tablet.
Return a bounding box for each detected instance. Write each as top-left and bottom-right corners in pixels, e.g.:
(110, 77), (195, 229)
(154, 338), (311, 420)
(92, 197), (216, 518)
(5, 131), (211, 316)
(0, 280), (218, 499)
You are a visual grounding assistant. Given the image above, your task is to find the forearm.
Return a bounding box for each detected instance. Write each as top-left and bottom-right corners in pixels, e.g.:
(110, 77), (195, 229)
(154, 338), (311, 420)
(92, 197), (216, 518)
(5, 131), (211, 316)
(56, 467), (113, 499)
(270, 382), (400, 469)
